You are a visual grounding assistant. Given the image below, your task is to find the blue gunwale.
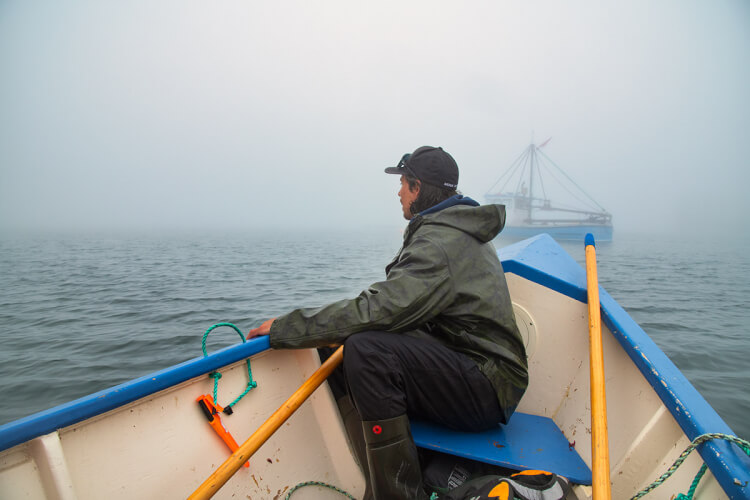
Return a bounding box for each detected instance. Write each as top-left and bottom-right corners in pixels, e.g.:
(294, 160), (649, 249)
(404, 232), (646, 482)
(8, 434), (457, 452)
(0, 234), (747, 498)
(0, 336), (270, 451)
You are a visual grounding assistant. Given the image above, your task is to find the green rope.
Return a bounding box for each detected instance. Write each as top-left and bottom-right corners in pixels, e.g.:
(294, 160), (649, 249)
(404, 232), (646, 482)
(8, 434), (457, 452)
(282, 434), (747, 500)
(201, 322), (257, 410)
(675, 464), (708, 500)
(630, 432), (750, 499)
(285, 481), (356, 500)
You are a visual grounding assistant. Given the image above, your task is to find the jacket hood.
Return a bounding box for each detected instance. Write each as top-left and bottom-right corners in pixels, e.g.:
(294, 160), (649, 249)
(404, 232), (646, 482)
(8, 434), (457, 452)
(411, 195), (506, 243)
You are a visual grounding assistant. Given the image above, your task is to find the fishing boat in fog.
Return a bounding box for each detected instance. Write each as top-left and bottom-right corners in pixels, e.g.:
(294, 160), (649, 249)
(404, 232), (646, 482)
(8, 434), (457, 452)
(486, 141), (613, 242)
(0, 235), (748, 499)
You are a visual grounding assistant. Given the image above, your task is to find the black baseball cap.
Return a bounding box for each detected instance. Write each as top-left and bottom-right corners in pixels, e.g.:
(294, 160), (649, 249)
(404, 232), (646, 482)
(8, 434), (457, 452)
(384, 146), (459, 189)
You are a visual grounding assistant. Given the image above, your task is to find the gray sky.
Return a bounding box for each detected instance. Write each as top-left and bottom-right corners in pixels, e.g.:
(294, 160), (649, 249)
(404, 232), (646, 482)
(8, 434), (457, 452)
(1, 0), (748, 237)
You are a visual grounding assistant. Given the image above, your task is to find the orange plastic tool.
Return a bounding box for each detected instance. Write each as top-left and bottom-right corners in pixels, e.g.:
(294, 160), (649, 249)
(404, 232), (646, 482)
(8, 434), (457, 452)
(196, 394), (250, 468)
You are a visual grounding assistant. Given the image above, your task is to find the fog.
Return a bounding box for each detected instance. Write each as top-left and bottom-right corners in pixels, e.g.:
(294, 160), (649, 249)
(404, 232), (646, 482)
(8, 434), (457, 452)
(1, 1), (748, 238)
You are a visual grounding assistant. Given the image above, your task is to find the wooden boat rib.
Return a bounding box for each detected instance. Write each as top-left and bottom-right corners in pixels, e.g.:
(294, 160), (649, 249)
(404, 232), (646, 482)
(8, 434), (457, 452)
(1, 234), (748, 499)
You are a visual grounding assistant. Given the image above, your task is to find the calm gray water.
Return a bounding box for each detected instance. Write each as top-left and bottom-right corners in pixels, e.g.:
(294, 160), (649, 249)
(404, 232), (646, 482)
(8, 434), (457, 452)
(0, 228), (748, 440)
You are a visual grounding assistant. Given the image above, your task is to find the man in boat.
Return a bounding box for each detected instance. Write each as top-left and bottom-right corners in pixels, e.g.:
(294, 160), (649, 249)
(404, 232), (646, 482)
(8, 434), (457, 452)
(248, 146), (528, 500)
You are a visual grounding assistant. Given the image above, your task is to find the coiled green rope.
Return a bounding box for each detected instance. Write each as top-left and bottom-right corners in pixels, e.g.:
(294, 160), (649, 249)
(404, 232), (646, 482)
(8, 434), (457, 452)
(630, 432), (750, 499)
(285, 480), (356, 500)
(201, 322), (257, 410)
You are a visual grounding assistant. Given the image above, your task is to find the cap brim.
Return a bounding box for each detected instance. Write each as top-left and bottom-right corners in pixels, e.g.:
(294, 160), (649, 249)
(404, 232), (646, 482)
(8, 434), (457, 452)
(384, 166), (407, 175)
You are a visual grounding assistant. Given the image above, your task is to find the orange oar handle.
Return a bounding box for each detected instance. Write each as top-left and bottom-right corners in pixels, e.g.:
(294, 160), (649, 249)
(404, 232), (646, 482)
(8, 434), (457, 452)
(197, 395), (249, 468)
(585, 233), (611, 500)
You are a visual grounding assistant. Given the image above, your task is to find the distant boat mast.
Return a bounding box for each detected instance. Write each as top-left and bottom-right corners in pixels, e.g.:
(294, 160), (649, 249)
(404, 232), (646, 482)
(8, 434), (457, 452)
(485, 139), (613, 241)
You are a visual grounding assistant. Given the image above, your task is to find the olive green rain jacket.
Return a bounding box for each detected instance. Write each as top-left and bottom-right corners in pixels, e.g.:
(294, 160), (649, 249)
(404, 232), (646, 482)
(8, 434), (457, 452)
(270, 199), (528, 423)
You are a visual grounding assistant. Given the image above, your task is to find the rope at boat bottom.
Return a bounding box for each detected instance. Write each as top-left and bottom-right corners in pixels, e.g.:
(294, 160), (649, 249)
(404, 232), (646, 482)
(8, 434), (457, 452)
(284, 433), (750, 500)
(630, 432), (750, 500)
(285, 481), (355, 500)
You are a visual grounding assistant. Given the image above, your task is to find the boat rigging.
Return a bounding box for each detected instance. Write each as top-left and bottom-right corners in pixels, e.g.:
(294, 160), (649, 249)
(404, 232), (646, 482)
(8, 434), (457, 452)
(486, 140), (613, 241)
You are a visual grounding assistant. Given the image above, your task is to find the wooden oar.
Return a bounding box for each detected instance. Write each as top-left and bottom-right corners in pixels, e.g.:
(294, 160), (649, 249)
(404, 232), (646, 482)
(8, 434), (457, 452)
(585, 233), (611, 500)
(188, 345), (344, 500)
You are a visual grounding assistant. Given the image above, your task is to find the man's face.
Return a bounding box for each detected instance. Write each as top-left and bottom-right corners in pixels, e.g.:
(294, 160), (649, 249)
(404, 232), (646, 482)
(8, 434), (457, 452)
(398, 176), (420, 220)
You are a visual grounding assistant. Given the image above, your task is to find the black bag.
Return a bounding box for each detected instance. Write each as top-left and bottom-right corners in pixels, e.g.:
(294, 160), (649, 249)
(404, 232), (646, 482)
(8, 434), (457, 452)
(432, 470), (571, 500)
(420, 449), (516, 494)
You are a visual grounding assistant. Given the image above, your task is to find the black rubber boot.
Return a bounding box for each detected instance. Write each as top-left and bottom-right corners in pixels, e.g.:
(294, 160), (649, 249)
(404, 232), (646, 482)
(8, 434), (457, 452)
(362, 415), (428, 500)
(337, 397), (373, 500)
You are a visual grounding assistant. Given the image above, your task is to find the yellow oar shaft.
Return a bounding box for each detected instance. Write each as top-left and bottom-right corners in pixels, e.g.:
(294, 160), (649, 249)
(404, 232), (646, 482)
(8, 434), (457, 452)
(189, 345), (344, 500)
(585, 235), (611, 500)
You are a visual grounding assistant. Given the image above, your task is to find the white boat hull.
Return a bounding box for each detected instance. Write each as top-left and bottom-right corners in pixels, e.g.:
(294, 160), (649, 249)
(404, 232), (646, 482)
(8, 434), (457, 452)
(1, 235), (747, 499)
(0, 349), (365, 499)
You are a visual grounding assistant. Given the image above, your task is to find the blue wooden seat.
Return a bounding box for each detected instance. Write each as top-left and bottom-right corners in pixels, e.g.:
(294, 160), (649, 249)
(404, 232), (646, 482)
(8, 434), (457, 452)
(411, 412), (592, 485)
